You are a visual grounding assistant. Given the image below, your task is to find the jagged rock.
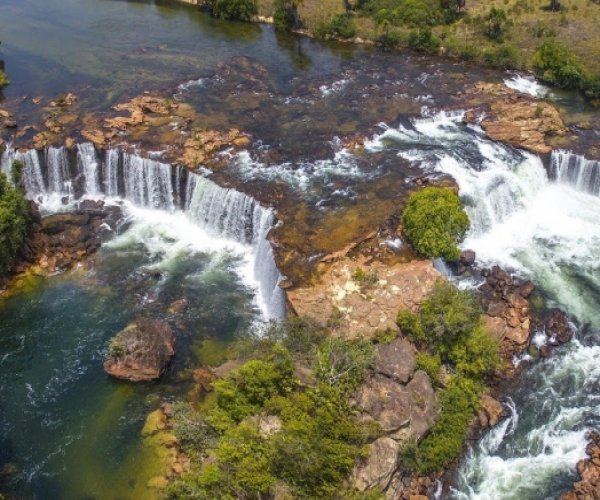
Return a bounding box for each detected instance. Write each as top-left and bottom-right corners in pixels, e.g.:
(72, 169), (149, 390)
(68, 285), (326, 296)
(103, 319), (175, 382)
(352, 437), (400, 491)
(376, 338), (418, 384)
(459, 249), (476, 266)
(354, 371), (439, 441)
(168, 298), (188, 315)
(545, 309), (574, 344)
(477, 395), (506, 429)
(287, 259), (441, 339)
(481, 99), (566, 154)
(562, 432), (600, 500)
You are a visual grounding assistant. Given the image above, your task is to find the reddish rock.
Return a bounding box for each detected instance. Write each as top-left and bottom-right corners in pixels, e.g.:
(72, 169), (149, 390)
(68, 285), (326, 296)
(103, 319), (175, 382)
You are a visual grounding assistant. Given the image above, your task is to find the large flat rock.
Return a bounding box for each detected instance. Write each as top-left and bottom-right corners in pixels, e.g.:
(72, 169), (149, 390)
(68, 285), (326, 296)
(287, 259), (441, 338)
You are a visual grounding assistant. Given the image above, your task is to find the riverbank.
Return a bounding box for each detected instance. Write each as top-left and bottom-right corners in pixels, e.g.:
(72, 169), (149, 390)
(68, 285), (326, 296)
(184, 0), (600, 102)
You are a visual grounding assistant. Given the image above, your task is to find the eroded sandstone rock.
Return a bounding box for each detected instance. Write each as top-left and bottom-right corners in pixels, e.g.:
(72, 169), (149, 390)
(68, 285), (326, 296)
(287, 259), (441, 339)
(562, 431), (600, 500)
(352, 437), (400, 491)
(104, 319), (175, 382)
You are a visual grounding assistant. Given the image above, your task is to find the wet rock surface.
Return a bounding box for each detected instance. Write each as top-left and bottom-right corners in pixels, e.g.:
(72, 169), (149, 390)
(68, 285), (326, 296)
(103, 318), (175, 382)
(562, 432), (600, 500)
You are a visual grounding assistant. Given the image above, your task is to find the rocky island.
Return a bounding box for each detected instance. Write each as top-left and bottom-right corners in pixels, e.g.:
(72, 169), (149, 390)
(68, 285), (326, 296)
(0, 0), (599, 499)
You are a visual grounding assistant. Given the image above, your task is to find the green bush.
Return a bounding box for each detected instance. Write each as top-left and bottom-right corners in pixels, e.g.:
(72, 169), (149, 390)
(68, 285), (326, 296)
(484, 7), (508, 41)
(315, 337), (377, 392)
(376, 28), (402, 48)
(360, 0), (443, 27)
(205, 0), (258, 21)
(171, 402), (218, 459)
(209, 345), (295, 426)
(408, 26), (441, 53)
(482, 44), (520, 69)
(0, 171), (30, 274)
(447, 324), (500, 379)
(416, 352), (441, 383)
(315, 14), (357, 39)
(0, 70), (8, 87)
(273, 0), (300, 31)
(400, 375), (482, 473)
(534, 39), (584, 89)
(401, 186), (469, 261)
(396, 280), (482, 349)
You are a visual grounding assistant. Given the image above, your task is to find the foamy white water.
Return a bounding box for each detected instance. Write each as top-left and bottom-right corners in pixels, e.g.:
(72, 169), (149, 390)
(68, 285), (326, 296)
(1, 145), (284, 319)
(504, 74), (549, 98)
(367, 111), (600, 498)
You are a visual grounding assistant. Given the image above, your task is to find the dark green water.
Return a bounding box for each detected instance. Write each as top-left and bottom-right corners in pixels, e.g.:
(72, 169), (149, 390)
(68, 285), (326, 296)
(0, 208), (258, 498)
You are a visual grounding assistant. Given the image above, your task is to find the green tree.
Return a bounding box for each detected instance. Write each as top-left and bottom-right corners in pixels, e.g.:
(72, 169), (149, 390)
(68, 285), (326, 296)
(274, 0), (304, 30)
(401, 186), (469, 261)
(204, 0), (258, 21)
(485, 7), (507, 41)
(0, 169), (30, 274)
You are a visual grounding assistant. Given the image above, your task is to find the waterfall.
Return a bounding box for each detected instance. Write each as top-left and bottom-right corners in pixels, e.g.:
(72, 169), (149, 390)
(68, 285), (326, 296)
(551, 149), (600, 196)
(77, 143), (100, 196)
(46, 146), (72, 195)
(367, 111), (600, 498)
(122, 153), (175, 210)
(104, 149), (119, 197)
(5, 143), (285, 319)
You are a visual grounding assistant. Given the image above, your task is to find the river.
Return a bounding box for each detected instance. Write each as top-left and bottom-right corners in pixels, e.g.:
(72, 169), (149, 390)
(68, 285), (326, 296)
(0, 0), (598, 499)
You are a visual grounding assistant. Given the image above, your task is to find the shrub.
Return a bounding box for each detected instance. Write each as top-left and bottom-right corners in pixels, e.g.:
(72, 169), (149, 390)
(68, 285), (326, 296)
(482, 44), (520, 69)
(416, 352), (441, 383)
(408, 26), (441, 53)
(171, 402), (218, 459)
(315, 14), (357, 39)
(315, 337), (377, 392)
(377, 28), (402, 48)
(209, 344), (295, 425)
(0, 171), (30, 274)
(273, 0), (301, 31)
(361, 0), (443, 27)
(397, 280), (482, 349)
(484, 7), (508, 41)
(534, 39), (584, 89)
(400, 375), (482, 473)
(401, 186), (469, 261)
(205, 0), (258, 21)
(0, 70), (8, 87)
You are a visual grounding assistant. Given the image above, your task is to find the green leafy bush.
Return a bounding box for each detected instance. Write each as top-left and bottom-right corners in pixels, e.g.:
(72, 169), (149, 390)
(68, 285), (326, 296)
(484, 7), (508, 41)
(534, 39), (584, 89)
(416, 352), (441, 384)
(0, 171), (30, 274)
(315, 337), (377, 392)
(171, 402), (218, 459)
(0, 70), (8, 87)
(408, 26), (441, 53)
(360, 0), (443, 27)
(482, 44), (520, 69)
(315, 14), (357, 39)
(401, 186), (469, 261)
(209, 345), (295, 426)
(204, 0), (258, 21)
(273, 0), (300, 31)
(376, 28), (402, 48)
(400, 375), (482, 473)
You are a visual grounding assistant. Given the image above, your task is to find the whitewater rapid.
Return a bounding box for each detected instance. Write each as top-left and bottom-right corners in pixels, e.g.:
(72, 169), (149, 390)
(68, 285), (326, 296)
(366, 111), (600, 498)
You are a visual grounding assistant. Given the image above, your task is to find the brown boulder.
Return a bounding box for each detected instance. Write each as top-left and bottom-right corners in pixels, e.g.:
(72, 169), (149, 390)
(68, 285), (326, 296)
(354, 371), (439, 441)
(545, 309), (574, 344)
(561, 432), (600, 500)
(352, 437), (400, 491)
(104, 319), (175, 382)
(376, 338), (418, 384)
(477, 395), (506, 429)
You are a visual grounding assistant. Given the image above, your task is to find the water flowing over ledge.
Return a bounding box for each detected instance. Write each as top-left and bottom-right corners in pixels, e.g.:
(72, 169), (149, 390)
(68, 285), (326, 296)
(0, 143), (285, 319)
(366, 111), (600, 498)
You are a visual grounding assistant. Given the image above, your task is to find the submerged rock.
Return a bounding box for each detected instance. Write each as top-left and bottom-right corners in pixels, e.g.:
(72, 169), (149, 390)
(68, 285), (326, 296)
(104, 319), (175, 382)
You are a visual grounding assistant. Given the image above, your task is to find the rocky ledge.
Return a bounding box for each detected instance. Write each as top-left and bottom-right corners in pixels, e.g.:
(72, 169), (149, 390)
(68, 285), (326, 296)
(103, 318), (175, 382)
(462, 82), (568, 155)
(562, 432), (600, 500)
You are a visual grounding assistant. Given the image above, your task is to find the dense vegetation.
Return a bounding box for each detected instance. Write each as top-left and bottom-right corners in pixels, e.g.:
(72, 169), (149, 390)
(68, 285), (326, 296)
(167, 320), (379, 499)
(0, 41), (8, 87)
(202, 0), (258, 21)
(0, 161), (30, 274)
(401, 186), (469, 261)
(397, 281), (499, 473)
(254, 0), (600, 99)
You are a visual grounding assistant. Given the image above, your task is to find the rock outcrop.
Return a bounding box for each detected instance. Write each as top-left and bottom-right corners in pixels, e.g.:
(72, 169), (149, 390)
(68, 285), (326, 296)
(287, 258), (441, 338)
(351, 337), (439, 493)
(104, 318), (175, 382)
(562, 432), (600, 500)
(464, 82), (568, 154)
